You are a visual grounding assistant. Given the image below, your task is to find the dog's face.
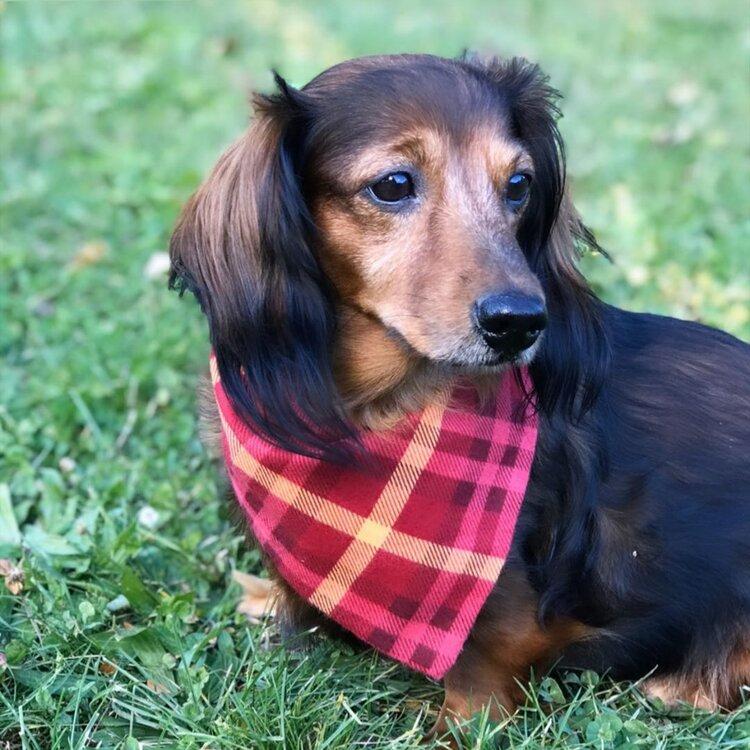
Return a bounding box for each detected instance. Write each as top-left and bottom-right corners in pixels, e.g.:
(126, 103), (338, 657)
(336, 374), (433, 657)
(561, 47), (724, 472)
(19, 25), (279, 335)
(310, 116), (544, 369)
(170, 54), (592, 455)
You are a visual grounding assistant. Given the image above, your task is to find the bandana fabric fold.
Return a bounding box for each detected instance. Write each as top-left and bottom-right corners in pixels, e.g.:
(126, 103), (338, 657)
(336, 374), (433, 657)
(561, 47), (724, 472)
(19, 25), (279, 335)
(212, 357), (538, 679)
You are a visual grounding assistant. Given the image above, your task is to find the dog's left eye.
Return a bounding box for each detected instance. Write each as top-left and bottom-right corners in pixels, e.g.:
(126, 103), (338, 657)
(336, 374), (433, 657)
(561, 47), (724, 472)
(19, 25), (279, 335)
(368, 172), (415, 203)
(506, 173), (532, 207)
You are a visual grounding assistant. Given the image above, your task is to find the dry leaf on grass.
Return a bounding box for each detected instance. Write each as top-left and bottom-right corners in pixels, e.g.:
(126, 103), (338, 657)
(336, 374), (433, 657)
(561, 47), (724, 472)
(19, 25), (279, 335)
(99, 659), (117, 676)
(70, 240), (108, 270)
(233, 570), (278, 621)
(0, 559), (23, 594)
(146, 679), (170, 694)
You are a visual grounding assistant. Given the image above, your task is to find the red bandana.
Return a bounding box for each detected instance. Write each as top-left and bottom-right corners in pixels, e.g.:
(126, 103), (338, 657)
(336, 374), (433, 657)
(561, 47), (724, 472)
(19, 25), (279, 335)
(212, 358), (537, 679)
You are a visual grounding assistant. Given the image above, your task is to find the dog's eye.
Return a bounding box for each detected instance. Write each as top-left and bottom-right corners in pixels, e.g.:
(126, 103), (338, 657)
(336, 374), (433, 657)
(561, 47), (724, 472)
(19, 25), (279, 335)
(506, 173), (532, 207)
(368, 172), (415, 203)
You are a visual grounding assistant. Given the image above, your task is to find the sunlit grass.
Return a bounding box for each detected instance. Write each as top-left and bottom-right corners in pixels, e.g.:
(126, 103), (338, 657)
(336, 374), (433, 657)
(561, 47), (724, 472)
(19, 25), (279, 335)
(1, 1), (748, 747)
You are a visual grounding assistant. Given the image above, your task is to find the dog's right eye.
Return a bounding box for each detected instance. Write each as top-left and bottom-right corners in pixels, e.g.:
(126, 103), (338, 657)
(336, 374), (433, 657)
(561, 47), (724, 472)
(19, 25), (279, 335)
(368, 172), (415, 203)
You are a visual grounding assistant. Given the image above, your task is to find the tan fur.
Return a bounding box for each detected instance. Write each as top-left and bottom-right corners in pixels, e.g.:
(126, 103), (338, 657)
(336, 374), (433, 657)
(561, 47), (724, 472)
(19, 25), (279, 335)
(332, 305), (451, 429)
(643, 641), (750, 711)
(233, 571), (278, 622)
(197, 372), (223, 459)
(432, 568), (594, 735)
(312, 122), (543, 383)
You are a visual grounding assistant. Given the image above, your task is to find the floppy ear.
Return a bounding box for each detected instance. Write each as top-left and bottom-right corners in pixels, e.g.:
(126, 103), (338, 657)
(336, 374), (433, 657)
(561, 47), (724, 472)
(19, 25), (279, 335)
(169, 76), (354, 459)
(466, 55), (611, 420)
(535, 192), (611, 418)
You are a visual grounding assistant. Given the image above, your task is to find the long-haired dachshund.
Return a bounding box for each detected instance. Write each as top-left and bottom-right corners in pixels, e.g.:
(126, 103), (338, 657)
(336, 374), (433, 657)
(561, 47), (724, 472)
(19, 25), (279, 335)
(169, 54), (750, 726)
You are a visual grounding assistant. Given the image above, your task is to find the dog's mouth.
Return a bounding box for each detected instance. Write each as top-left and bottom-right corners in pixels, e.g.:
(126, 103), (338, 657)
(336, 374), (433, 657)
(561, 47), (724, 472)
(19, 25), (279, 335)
(381, 317), (543, 373)
(444, 338), (542, 371)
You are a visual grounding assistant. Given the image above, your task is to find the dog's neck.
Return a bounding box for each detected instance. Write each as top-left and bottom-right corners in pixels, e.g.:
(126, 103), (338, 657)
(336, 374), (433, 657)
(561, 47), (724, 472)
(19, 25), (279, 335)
(332, 306), (447, 430)
(333, 306), (498, 431)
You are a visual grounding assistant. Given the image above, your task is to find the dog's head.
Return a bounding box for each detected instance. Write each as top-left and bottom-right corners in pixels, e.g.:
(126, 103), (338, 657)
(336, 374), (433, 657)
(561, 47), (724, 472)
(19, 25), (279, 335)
(170, 54), (607, 457)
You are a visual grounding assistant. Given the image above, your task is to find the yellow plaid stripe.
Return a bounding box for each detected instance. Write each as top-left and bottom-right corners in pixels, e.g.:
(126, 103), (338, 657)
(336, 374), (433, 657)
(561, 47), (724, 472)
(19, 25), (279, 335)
(309, 396), (446, 612)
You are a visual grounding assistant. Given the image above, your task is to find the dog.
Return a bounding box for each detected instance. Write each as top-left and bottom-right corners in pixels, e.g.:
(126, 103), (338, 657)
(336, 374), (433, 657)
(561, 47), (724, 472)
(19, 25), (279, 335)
(169, 53), (750, 727)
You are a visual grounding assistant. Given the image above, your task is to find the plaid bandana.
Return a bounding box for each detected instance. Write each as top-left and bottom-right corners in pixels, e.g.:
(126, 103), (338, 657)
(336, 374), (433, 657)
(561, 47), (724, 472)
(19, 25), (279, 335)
(212, 358), (537, 679)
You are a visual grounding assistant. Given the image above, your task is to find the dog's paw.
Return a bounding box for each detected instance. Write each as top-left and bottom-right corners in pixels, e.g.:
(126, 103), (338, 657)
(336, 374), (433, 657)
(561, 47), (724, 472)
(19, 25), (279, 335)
(641, 676), (720, 712)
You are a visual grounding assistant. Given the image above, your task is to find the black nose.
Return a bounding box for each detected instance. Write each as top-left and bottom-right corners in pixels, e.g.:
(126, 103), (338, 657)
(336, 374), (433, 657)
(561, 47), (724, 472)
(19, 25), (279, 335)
(473, 293), (547, 355)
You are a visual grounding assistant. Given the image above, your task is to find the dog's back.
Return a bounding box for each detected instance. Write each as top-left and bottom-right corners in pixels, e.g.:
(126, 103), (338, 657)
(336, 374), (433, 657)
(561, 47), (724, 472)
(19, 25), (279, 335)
(529, 306), (750, 706)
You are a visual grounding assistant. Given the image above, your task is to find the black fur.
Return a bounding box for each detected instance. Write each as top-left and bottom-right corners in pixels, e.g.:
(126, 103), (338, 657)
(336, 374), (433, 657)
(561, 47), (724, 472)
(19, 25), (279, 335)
(512, 306), (750, 682)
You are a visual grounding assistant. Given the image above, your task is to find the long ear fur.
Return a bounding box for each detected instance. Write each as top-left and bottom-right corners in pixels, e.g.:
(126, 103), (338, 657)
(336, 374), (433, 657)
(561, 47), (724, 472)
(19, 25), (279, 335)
(169, 76), (354, 459)
(535, 193), (611, 419)
(463, 55), (611, 421)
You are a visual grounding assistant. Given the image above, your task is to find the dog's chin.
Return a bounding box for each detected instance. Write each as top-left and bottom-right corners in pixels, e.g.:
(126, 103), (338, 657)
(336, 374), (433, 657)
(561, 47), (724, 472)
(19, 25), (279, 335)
(429, 335), (542, 374)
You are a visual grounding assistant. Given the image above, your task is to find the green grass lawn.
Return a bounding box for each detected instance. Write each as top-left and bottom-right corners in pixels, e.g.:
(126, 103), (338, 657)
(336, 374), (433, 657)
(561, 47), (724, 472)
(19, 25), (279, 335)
(1, 1), (749, 747)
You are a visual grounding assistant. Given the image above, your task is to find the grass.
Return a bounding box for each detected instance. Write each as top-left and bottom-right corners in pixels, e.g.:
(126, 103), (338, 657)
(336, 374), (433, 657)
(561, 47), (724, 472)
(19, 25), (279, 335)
(1, 0), (749, 747)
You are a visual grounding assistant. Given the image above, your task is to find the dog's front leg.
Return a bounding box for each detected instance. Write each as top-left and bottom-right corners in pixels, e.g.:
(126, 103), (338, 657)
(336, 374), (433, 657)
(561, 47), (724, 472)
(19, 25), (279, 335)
(432, 566), (589, 736)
